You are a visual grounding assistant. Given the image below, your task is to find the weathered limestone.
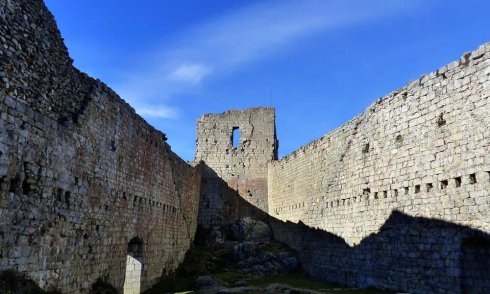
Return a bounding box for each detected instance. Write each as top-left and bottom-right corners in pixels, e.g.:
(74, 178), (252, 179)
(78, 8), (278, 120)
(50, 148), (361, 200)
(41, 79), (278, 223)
(265, 43), (490, 292)
(268, 42), (490, 245)
(0, 0), (201, 292)
(196, 43), (490, 293)
(2, 0), (490, 293)
(195, 108), (277, 227)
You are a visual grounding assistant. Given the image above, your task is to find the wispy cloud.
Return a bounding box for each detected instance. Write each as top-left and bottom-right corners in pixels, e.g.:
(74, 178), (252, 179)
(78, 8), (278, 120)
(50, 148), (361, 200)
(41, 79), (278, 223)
(167, 62), (212, 84)
(136, 106), (179, 119)
(113, 0), (423, 119)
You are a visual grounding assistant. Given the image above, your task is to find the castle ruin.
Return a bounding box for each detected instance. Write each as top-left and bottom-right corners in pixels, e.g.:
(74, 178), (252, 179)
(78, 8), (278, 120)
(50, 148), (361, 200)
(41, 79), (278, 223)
(1, 0), (490, 293)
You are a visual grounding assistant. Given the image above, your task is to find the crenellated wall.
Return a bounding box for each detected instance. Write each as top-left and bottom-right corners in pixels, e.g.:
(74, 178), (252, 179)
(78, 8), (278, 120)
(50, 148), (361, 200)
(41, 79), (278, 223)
(0, 0), (201, 292)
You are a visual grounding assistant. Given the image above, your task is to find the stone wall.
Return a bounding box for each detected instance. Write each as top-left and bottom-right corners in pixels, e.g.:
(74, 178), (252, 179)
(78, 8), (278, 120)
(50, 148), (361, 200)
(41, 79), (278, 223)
(267, 42), (490, 292)
(195, 108), (277, 227)
(0, 0), (201, 292)
(268, 210), (490, 293)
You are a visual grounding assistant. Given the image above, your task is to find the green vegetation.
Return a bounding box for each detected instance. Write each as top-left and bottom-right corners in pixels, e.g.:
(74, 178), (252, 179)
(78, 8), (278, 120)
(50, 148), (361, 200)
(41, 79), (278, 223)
(144, 242), (390, 294)
(144, 246), (233, 293)
(249, 272), (391, 293)
(213, 270), (247, 284)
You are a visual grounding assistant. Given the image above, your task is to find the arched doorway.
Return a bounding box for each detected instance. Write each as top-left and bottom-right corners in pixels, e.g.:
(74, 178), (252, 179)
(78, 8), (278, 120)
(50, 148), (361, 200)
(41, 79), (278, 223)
(123, 237), (144, 294)
(461, 236), (490, 293)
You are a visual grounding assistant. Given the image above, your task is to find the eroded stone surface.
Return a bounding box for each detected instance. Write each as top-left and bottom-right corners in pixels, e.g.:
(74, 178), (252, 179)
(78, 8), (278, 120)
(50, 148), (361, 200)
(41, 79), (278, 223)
(0, 0), (201, 292)
(195, 108), (277, 227)
(195, 44), (490, 293)
(2, 0), (490, 293)
(268, 43), (490, 244)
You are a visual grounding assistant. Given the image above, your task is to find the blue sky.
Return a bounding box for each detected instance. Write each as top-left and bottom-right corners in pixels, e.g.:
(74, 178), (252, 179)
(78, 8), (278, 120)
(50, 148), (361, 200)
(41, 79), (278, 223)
(45, 0), (490, 160)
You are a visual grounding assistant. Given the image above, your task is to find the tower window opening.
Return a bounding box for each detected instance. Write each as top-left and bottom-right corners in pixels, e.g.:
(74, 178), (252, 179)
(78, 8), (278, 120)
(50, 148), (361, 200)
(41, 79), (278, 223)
(232, 127), (240, 149)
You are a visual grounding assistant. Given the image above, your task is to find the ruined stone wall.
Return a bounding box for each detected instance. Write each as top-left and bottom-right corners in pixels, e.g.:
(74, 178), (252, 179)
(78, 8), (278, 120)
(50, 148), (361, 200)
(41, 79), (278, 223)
(195, 108), (277, 227)
(268, 42), (490, 292)
(0, 0), (201, 292)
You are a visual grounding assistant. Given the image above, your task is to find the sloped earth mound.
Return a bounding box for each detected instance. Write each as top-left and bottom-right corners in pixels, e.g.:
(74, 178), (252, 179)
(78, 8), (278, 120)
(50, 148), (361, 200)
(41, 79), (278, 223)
(145, 218), (389, 294)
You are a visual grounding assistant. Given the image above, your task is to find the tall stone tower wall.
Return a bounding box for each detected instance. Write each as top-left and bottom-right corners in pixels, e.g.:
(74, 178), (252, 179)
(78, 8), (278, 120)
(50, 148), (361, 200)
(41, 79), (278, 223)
(0, 0), (201, 292)
(195, 108), (277, 227)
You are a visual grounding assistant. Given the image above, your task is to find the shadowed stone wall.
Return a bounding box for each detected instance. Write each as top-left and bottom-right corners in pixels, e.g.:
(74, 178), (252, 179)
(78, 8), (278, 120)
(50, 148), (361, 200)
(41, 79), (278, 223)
(195, 108), (277, 227)
(0, 0), (201, 292)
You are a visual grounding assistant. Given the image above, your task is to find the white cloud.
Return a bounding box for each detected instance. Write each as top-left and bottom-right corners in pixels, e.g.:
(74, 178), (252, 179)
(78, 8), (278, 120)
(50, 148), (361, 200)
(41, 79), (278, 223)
(167, 62), (212, 84)
(135, 106), (179, 119)
(113, 0), (423, 119)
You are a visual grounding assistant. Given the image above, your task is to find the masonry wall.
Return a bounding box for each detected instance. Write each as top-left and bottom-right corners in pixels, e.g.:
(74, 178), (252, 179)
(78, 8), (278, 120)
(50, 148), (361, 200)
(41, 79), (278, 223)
(268, 42), (490, 292)
(195, 108), (277, 227)
(0, 1), (201, 292)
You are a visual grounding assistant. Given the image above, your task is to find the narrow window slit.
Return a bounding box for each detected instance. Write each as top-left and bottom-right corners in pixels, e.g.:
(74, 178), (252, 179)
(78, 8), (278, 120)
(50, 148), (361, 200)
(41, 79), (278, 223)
(232, 127), (240, 149)
(9, 176), (21, 194)
(469, 173), (477, 184)
(362, 188), (370, 200)
(362, 143), (370, 154)
(64, 191), (71, 206)
(454, 177), (462, 187)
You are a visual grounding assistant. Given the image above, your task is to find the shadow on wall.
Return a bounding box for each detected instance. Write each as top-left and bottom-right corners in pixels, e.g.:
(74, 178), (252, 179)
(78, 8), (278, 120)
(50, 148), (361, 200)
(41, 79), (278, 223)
(198, 164), (270, 227)
(198, 163), (490, 293)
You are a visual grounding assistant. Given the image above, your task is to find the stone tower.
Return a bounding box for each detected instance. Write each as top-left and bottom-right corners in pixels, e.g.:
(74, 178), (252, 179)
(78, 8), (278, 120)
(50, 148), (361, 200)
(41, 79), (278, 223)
(195, 107), (278, 226)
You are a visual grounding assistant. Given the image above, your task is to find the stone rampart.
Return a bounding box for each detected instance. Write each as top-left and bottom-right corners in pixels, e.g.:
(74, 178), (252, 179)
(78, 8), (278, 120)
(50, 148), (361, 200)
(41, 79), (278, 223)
(268, 43), (490, 245)
(2, 0), (490, 292)
(0, 0), (201, 292)
(267, 42), (490, 292)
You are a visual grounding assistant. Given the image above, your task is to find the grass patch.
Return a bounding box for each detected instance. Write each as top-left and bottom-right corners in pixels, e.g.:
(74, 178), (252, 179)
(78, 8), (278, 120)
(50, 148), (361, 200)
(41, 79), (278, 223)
(249, 272), (336, 289)
(144, 276), (195, 294)
(144, 246), (234, 293)
(213, 271), (246, 284)
(249, 273), (390, 293)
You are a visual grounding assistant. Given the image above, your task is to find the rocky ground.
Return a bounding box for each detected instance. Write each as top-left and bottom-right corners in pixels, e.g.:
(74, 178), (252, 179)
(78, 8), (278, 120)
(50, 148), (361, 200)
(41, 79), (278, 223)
(145, 218), (388, 294)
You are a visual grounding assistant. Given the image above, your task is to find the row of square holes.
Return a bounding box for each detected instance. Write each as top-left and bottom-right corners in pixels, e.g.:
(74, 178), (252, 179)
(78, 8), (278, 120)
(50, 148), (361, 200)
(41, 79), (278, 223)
(326, 172), (489, 208)
(128, 194), (177, 213)
(274, 202), (305, 214)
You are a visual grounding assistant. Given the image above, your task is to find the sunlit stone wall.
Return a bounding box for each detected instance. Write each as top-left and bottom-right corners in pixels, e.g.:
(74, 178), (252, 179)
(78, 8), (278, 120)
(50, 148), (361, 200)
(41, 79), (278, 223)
(266, 43), (490, 292)
(268, 43), (490, 245)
